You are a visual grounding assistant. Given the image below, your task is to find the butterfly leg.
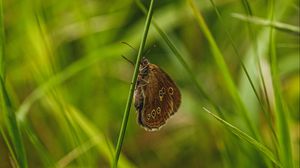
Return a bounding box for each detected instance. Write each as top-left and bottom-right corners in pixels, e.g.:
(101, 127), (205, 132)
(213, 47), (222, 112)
(136, 78), (149, 87)
(140, 79), (149, 84)
(134, 88), (144, 113)
(134, 87), (146, 125)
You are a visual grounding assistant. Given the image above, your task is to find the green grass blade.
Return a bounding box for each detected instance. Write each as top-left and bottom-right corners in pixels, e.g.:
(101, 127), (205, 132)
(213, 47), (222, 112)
(0, 126), (18, 166)
(0, 2), (27, 166)
(22, 120), (56, 167)
(113, 0), (155, 167)
(240, 0), (253, 15)
(57, 139), (95, 168)
(16, 47), (121, 121)
(0, 0), (4, 77)
(203, 107), (282, 167)
(238, 0), (274, 139)
(269, 1), (294, 167)
(207, 0), (275, 131)
(69, 106), (136, 168)
(188, 0), (259, 138)
(0, 77), (28, 168)
(0, 0), (18, 165)
(232, 13), (300, 35)
(207, 3), (279, 162)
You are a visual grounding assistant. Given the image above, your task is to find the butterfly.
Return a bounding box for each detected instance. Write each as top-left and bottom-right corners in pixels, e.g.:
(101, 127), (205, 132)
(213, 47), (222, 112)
(134, 57), (181, 131)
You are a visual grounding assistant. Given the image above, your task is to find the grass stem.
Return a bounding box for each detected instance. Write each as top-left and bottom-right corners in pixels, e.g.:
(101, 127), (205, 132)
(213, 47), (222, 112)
(188, 0), (259, 138)
(112, 0), (155, 167)
(203, 107), (282, 167)
(269, 1), (294, 167)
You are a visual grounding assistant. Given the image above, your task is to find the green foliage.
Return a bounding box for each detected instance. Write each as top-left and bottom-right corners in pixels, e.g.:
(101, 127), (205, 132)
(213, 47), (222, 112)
(113, 0), (155, 167)
(0, 0), (298, 167)
(203, 108), (281, 167)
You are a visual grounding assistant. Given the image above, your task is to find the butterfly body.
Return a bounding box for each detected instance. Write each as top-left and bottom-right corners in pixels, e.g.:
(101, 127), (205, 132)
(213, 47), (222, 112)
(134, 57), (181, 131)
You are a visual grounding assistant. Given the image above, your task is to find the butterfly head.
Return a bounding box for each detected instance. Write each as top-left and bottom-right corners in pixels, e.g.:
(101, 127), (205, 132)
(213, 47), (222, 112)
(141, 57), (149, 66)
(139, 57), (150, 73)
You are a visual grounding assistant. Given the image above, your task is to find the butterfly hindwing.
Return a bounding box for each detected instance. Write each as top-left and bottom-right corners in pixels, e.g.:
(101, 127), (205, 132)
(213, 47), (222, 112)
(138, 63), (181, 131)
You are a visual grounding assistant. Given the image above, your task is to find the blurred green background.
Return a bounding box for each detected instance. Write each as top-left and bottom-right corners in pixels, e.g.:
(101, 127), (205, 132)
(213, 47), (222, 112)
(0, 0), (299, 167)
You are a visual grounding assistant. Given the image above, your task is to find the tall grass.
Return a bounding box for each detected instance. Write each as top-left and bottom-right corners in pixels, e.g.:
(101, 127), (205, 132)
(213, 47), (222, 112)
(269, 1), (294, 168)
(188, 0), (259, 138)
(113, 0), (155, 167)
(0, 79), (28, 168)
(0, 0), (3, 77)
(188, 0), (296, 168)
(0, 0), (28, 167)
(203, 107), (281, 167)
(190, 0), (297, 167)
(0, 0), (298, 167)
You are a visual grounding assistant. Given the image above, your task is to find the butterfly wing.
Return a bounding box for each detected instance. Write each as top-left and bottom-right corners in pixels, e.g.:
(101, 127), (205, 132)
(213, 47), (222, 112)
(137, 64), (181, 131)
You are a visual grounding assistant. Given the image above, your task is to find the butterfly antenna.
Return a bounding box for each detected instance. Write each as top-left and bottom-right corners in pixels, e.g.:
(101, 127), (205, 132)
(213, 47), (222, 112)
(121, 41), (138, 53)
(143, 44), (157, 57)
(121, 55), (135, 66)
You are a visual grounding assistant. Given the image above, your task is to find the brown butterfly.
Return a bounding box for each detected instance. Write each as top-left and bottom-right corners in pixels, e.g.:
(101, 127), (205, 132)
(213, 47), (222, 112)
(134, 57), (181, 131)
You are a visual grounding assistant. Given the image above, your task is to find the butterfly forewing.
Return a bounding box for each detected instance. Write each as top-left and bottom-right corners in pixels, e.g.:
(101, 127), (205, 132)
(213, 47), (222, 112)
(135, 61), (181, 131)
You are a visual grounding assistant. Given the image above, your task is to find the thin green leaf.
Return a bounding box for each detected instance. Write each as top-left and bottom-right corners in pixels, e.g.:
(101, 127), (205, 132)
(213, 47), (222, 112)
(22, 120), (56, 167)
(69, 106), (136, 168)
(0, 126), (18, 166)
(0, 0), (4, 77)
(0, 77), (28, 168)
(203, 107), (282, 167)
(1, 2), (27, 164)
(57, 139), (95, 168)
(188, 0), (259, 138)
(113, 0), (155, 167)
(16, 47), (122, 121)
(269, 1), (294, 167)
(232, 13), (300, 35)
(0, 1), (18, 165)
(207, 3), (279, 168)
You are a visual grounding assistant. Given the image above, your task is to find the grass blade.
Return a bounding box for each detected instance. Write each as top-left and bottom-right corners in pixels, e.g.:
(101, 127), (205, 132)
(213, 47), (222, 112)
(269, 1), (294, 167)
(57, 139), (95, 168)
(113, 0), (155, 167)
(238, 0), (275, 142)
(22, 120), (56, 167)
(69, 106), (135, 168)
(0, 2), (27, 166)
(0, 77), (28, 168)
(0, 0), (4, 77)
(203, 107), (282, 167)
(188, 0), (259, 138)
(0, 125), (18, 166)
(208, 0), (278, 142)
(232, 13), (300, 35)
(16, 47), (121, 121)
